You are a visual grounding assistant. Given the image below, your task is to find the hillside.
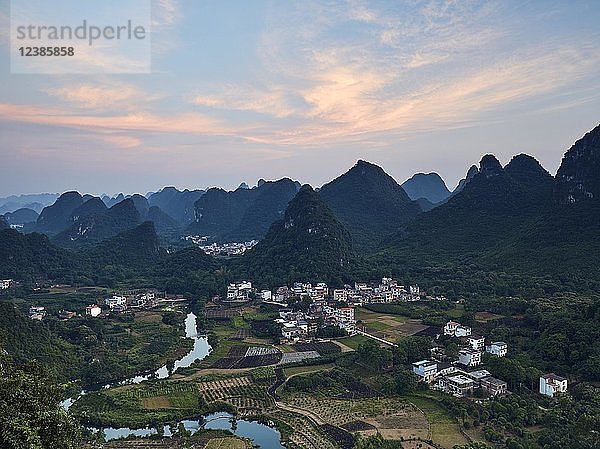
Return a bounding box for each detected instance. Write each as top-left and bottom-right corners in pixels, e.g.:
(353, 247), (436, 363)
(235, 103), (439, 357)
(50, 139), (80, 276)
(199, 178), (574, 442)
(188, 178), (300, 242)
(53, 198), (142, 249)
(147, 187), (204, 225)
(35, 191), (84, 235)
(3, 208), (39, 226)
(84, 221), (164, 271)
(376, 153), (560, 295)
(0, 216), (9, 230)
(319, 160), (421, 251)
(555, 123), (600, 204)
(0, 229), (77, 283)
(401, 172), (451, 204)
(242, 185), (356, 285)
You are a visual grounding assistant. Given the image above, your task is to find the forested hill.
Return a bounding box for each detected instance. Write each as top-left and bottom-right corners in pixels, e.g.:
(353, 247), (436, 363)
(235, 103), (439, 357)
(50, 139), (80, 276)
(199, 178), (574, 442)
(241, 185), (358, 286)
(375, 125), (600, 296)
(319, 160), (421, 252)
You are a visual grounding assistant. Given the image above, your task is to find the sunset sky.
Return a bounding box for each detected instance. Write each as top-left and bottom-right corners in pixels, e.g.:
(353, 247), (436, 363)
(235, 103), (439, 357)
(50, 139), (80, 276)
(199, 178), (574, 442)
(1, 0), (600, 196)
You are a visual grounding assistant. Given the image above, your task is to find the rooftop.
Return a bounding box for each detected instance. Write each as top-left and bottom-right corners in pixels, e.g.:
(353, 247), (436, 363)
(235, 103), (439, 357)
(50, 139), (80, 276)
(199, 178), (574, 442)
(448, 375), (473, 385)
(413, 359), (436, 367)
(542, 373), (566, 382)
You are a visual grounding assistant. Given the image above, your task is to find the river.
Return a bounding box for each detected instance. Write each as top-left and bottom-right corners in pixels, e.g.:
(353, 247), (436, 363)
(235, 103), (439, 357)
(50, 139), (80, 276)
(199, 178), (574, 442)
(63, 312), (285, 447)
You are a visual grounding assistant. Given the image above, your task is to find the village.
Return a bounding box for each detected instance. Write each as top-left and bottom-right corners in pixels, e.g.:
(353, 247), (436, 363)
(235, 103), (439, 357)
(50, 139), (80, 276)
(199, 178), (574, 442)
(18, 274), (569, 416)
(183, 235), (259, 256)
(224, 277), (569, 402)
(25, 289), (187, 321)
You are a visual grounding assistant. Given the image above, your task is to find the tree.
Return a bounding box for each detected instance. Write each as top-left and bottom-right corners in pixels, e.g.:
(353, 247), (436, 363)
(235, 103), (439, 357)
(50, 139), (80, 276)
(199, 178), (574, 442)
(0, 357), (82, 449)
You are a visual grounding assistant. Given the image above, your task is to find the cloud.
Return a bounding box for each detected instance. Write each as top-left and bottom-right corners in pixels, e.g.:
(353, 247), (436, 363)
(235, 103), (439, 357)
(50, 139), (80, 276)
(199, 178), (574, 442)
(45, 83), (158, 111)
(190, 85), (303, 118)
(0, 103), (241, 140)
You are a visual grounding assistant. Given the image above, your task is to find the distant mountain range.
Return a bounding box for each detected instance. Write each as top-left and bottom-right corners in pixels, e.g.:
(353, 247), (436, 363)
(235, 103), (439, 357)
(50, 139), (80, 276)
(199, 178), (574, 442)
(187, 178), (301, 242)
(401, 172), (451, 204)
(378, 125), (600, 293)
(147, 187), (205, 225)
(2, 123), (599, 295)
(0, 193), (59, 214)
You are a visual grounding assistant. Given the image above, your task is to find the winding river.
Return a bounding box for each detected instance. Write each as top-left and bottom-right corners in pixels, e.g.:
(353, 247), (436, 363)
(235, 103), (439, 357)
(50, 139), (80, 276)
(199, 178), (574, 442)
(63, 313), (285, 447)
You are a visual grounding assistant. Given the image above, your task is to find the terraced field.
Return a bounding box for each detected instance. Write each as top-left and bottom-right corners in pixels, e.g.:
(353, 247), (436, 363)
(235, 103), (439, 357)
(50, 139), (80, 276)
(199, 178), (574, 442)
(283, 395), (429, 442)
(271, 410), (339, 449)
(197, 376), (274, 414)
(204, 437), (251, 449)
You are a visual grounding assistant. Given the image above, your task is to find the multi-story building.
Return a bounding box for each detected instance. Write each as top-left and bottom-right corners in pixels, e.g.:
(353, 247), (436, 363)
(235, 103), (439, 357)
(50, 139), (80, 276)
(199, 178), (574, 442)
(437, 374), (474, 397)
(29, 306), (46, 321)
(467, 369), (492, 385)
(412, 360), (438, 382)
(480, 377), (508, 396)
(486, 341), (508, 357)
(540, 373), (568, 397)
(458, 348), (482, 367)
(226, 281), (253, 301)
(444, 321), (472, 337)
(105, 295), (127, 309)
(467, 335), (485, 351)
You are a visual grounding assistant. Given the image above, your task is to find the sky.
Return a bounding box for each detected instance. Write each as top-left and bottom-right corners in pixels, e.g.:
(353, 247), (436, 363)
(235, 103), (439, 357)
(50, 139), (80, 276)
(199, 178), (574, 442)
(1, 0), (600, 196)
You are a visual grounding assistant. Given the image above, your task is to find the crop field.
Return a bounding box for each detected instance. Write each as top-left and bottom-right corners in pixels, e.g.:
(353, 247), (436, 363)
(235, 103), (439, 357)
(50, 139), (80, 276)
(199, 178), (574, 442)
(283, 363), (335, 378)
(279, 351), (321, 364)
(270, 410), (339, 449)
(408, 395), (468, 448)
(355, 307), (432, 340)
(71, 381), (202, 428)
(197, 376), (274, 414)
(475, 311), (505, 322)
(336, 334), (371, 350)
(293, 342), (342, 356)
(205, 307), (244, 320)
(204, 437), (251, 449)
(209, 344), (282, 369)
(284, 395), (429, 441)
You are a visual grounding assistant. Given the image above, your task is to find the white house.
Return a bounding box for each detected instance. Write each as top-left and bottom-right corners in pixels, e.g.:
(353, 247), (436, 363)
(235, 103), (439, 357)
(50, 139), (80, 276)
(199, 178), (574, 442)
(333, 289), (347, 302)
(260, 290), (272, 301)
(437, 374), (474, 397)
(480, 377), (508, 396)
(468, 335), (485, 351)
(444, 321), (472, 337)
(85, 304), (101, 317)
(0, 279), (13, 290)
(412, 360), (438, 382)
(227, 281), (253, 301)
(458, 348), (482, 366)
(105, 295), (127, 309)
(29, 306), (46, 321)
(281, 323), (306, 342)
(486, 341), (508, 357)
(444, 321), (460, 336)
(455, 325), (472, 337)
(467, 369), (492, 385)
(540, 373), (568, 397)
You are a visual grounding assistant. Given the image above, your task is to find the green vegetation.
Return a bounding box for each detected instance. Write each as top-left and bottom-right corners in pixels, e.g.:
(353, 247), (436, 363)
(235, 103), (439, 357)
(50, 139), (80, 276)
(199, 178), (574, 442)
(318, 159), (420, 252)
(240, 185), (358, 286)
(408, 394), (468, 447)
(0, 357), (82, 449)
(0, 301), (192, 387)
(188, 178), (299, 242)
(338, 334), (372, 350)
(70, 381), (207, 428)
